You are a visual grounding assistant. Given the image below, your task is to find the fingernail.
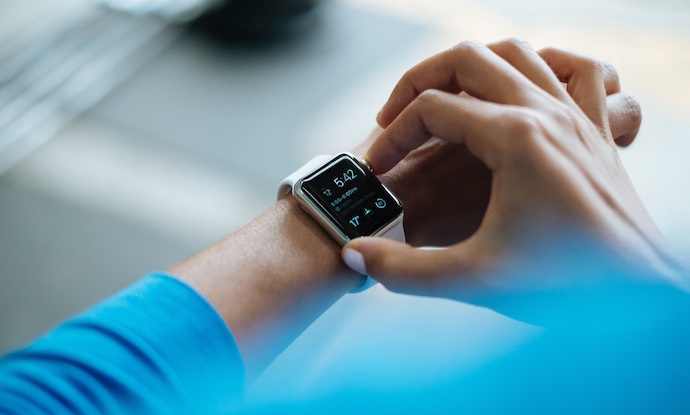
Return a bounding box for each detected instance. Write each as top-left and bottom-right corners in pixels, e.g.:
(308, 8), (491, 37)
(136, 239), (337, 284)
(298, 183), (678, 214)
(376, 110), (382, 121)
(342, 248), (367, 275)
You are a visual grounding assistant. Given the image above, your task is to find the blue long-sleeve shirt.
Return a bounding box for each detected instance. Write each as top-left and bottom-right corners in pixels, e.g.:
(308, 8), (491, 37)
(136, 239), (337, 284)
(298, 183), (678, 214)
(0, 273), (244, 414)
(2, 270), (690, 414)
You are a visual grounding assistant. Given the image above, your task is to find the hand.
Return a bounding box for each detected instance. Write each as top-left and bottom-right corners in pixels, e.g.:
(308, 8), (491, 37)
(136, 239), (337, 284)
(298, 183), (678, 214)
(350, 40), (644, 251)
(341, 39), (685, 309)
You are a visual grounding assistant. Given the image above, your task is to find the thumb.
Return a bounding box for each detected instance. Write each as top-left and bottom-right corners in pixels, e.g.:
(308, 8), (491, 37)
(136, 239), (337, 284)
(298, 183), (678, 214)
(342, 237), (478, 293)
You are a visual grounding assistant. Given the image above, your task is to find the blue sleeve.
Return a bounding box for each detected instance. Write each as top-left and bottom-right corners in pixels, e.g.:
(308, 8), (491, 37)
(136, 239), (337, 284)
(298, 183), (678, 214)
(0, 272), (244, 415)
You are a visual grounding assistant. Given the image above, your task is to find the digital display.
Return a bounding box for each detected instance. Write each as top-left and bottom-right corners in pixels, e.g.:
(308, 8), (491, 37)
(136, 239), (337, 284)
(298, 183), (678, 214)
(301, 155), (403, 240)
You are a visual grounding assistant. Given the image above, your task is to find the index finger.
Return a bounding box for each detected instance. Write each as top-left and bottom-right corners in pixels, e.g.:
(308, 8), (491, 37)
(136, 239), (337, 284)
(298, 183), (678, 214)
(365, 90), (513, 174)
(378, 41), (542, 128)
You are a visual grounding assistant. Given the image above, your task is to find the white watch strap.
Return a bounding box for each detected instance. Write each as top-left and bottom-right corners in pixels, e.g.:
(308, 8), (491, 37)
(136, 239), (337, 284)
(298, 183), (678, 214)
(277, 155), (333, 199)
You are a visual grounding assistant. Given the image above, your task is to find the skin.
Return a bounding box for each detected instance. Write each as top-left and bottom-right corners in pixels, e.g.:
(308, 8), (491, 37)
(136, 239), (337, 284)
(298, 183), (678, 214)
(343, 39), (687, 308)
(170, 38), (650, 383)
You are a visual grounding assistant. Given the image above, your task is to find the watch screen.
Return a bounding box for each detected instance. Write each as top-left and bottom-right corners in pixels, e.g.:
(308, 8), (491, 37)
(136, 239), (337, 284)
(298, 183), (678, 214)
(301, 154), (403, 240)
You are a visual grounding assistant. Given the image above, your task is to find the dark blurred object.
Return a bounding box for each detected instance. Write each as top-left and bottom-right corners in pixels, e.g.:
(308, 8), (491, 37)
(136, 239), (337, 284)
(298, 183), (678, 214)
(96, 0), (322, 42)
(193, 0), (322, 42)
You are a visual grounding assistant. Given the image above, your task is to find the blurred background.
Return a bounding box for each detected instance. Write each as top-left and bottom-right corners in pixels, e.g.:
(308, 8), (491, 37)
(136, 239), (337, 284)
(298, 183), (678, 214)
(1, 0), (689, 397)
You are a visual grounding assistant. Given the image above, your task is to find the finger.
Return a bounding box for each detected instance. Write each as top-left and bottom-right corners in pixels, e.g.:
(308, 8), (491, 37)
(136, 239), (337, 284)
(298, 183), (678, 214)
(378, 41), (542, 128)
(538, 47), (617, 133)
(350, 126), (383, 157)
(364, 90), (495, 174)
(539, 47), (621, 96)
(487, 38), (571, 103)
(366, 90), (515, 174)
(607, 93), (642, 147)
(342, 237), (478, 293)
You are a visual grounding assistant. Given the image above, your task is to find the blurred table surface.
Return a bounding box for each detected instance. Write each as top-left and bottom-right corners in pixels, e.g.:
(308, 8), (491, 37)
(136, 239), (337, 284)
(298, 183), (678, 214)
(1, 0), (689, 395)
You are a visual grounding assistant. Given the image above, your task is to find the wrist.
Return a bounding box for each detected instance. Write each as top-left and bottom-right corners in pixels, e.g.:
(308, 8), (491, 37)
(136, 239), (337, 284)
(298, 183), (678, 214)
(262, 196), (363, 289)
(170, 197), (359, 380)
(172, 196), (360, 324)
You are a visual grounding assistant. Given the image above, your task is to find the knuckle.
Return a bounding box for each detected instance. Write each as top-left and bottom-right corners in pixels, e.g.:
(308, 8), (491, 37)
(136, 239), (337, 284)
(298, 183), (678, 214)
(409, 90), (454, 142)
(415, 88), (445, 105)
(399, 68), (419, 92)
(599, 60), (619, 81)
(538, 45), (560, 56)
(537, 46), (568, 68)
(580, 57), (605, 78)
(411, 90), (448, 120)
(408, 90), (441, 126)
(450, 39), (486, 59)
(508, 111), (543, 139)
(503, 111), (551, 163)
(619, 93), (642, 125)
(579, 58), (619, 84)
(495, 37), (533, 55)
(536, 46), (561, 66)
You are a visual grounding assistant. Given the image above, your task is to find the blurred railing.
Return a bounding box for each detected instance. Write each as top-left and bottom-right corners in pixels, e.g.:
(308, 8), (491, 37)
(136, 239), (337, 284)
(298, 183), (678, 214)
(0, 5), (182, 174)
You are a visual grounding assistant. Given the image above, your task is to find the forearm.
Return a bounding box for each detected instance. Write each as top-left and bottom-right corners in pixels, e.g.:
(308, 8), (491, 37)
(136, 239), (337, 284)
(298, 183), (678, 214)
(170, 196), (360, 381)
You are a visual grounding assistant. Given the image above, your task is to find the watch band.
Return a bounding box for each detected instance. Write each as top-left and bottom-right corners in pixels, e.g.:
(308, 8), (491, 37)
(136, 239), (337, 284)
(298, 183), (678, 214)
(277, 155), (333, 200)
(278, 154), (406, 293)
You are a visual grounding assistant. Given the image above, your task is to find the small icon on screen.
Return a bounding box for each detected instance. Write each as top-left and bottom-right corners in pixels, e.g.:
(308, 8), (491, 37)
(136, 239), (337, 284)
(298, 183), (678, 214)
(375, 198), (387, 209)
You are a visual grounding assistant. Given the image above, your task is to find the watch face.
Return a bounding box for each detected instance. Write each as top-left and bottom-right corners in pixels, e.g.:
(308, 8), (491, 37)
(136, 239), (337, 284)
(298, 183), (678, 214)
(300, 154), (403, 240)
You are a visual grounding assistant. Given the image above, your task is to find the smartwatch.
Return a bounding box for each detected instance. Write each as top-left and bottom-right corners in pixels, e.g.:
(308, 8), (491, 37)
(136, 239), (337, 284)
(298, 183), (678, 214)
(277, 152), (405, 292)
